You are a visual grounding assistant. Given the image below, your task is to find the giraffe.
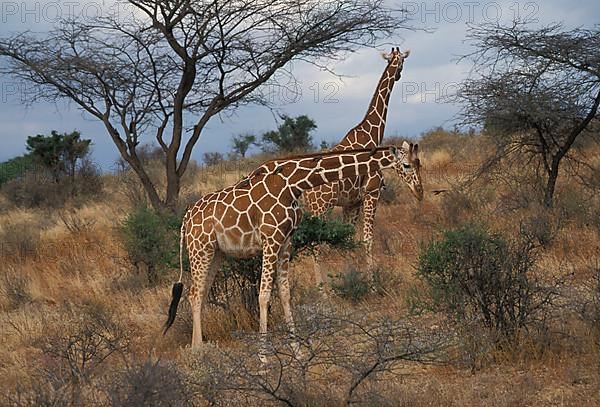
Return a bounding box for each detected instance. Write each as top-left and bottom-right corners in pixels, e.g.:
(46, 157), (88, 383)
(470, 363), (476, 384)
(304, 47), (423, 270)
(163, 145), (419, 349)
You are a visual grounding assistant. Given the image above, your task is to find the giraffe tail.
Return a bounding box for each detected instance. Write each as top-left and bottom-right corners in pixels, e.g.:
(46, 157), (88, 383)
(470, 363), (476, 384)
(163, 282), (183, 335)
(163, 210), (188, 335)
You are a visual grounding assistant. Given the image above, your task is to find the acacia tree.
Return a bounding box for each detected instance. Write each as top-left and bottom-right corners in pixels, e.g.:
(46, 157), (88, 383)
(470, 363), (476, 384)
(0, 0), (408, 211)
(26, 130), (91, 184)
(457, 21), (600, 208)
(261, 114), (317, 152)
(230, 133), (257, 158)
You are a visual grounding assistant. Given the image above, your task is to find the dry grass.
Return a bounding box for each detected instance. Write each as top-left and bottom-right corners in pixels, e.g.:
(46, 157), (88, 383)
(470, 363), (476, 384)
(1, 131), (599, 405)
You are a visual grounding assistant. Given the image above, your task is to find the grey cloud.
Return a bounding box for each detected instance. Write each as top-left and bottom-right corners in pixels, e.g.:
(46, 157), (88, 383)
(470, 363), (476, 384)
(0, 0), (598, 169)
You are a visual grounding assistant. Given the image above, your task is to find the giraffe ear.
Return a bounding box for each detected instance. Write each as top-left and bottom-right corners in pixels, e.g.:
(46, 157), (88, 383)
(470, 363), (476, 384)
(412, 143), (419, 158)
(382, 52), (392, 61)
(402, 141), (410, 151)
(389, 145), (398, 157)
(402, 49), (411, 58)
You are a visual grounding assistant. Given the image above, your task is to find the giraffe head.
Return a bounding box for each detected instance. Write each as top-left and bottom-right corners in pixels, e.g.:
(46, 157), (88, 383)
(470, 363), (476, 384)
(391, 141), (423, 201)
(382, 47), (410, 81)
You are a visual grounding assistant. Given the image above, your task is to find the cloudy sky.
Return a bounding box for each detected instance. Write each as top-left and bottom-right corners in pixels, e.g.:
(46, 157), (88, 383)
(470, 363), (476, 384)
(0, 0), (598, 169)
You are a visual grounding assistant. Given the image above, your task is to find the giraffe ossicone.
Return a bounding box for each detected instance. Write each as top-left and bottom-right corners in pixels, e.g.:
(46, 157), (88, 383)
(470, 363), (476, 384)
(164, 146), (413, 349)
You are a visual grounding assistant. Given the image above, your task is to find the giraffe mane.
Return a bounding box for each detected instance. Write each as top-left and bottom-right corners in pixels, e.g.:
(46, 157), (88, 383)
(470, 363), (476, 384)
(239, 146), (403, 184)
(261, 146), (393, 164)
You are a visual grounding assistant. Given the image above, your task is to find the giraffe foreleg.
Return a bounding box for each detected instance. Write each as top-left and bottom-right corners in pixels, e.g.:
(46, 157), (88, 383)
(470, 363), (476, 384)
(362, 190), (381, 271)
(305, 183), (339, 291)
(276, 237), (301, 355)
(258, 238), (280, 363)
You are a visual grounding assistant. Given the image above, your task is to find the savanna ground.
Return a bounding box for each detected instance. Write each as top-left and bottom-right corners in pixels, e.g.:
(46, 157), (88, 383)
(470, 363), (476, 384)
(0, 129), (599, 406)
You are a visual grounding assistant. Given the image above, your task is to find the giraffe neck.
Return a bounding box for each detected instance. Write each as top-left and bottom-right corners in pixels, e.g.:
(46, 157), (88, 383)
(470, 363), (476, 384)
(338, 60), (400, 148)
(272, 147), (399, 195)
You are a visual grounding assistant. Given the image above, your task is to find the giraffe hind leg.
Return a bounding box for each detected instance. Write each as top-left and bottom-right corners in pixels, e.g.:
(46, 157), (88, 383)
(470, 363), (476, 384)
(189, 248), (222, 348)
(362, 192), (379, 272)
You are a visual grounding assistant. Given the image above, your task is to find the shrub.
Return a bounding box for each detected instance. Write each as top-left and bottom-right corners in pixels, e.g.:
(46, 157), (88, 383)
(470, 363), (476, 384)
(2, 169), (68, 208)
(519, 208), (563, 248)
(210, 212), (356, 316)
(120, 207), (180, 284)
(213, 256), (262, 317)
(1, 131), (102, 208)
(417, 223), (551, 341)
(2, 303), (132, 406)
(1, 165), (102, 209)
(73, 159), (103, 200)
(202, 152), (224, 167)
(184, 307), (448, 406)
(291, 212), (356, 256)
(0, 219), (41, 260)
(104, 360), (191, 407)
(0, 265), (31, 310)
(575, 265), (600, 350)
(0, 154), (35, 186)
(37, 303), (130, 384)
(439, 188), (477, 226)
(331, 268), (370, 303)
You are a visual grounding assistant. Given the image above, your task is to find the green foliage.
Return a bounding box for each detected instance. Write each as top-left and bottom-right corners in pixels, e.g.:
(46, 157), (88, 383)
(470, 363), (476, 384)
(0, 154), (35, 186)
(210, 212), (356, 314)
(418, 224), (506, 315)
(291, 212), (357, 257)
(231, 134), (257, 158)
(1, 131), (101, 208)
(120, 207), (180, 284)
(416, 223), (547, 341)
(261, 115), (317, 153)
(331, 268), (370, 303)
(26, 130), (91, 181)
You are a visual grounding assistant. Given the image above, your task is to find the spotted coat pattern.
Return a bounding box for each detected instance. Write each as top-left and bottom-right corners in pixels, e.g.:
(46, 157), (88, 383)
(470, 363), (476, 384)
(304, 48), (423, 266)
(181, 146), (410, 347)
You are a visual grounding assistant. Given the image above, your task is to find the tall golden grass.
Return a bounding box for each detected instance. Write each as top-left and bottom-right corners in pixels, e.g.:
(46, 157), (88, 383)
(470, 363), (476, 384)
(0, 130), (599, 405)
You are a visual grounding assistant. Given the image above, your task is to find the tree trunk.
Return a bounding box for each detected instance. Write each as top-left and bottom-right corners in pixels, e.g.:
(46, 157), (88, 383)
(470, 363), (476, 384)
(165, 167), (181, 213)
(130, 162), (165, 212)
(544, 164), (559, 209)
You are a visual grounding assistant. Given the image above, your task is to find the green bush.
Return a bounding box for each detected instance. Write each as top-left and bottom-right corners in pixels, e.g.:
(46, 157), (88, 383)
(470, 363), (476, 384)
(120, 207), (180, 284)
(210, 212), (356, 315)
(291, 212), (356, 256)
(1, 131), (102, 208)
(417, 223), (549, 341)
(0, 154), (35, 186)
